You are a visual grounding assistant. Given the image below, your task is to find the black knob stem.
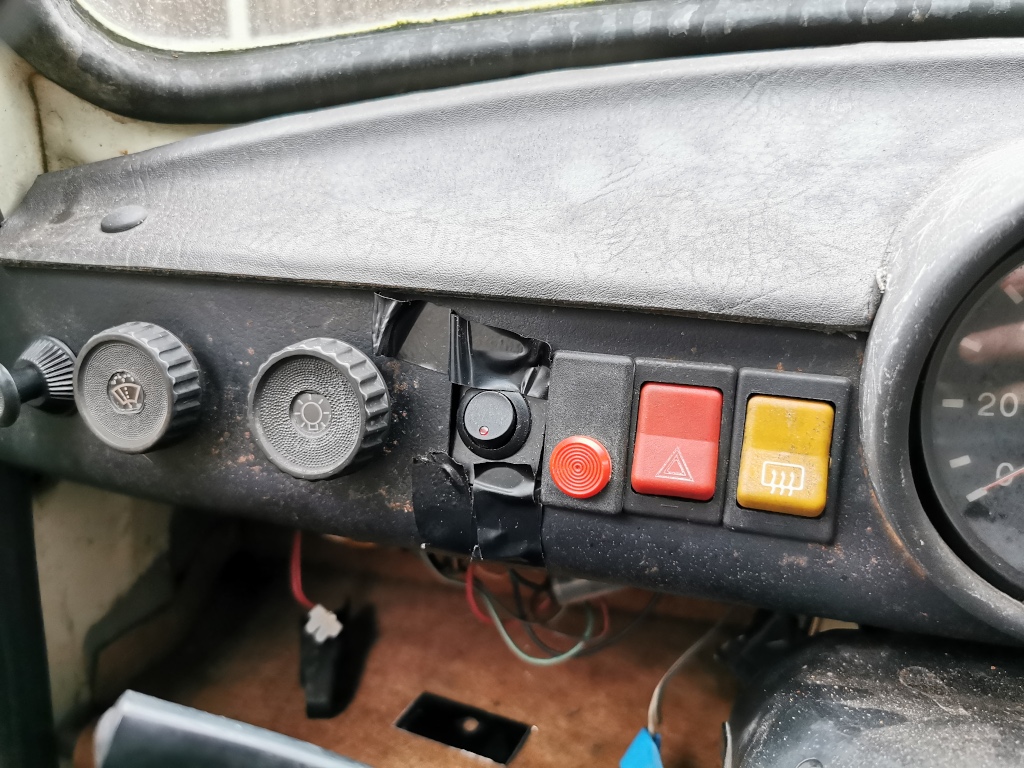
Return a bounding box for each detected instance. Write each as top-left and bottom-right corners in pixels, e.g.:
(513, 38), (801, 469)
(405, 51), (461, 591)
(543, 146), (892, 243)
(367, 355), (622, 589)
(11, 366), (46, 404)
(0, 364), (45, 428)
(0, 337), (78, 428)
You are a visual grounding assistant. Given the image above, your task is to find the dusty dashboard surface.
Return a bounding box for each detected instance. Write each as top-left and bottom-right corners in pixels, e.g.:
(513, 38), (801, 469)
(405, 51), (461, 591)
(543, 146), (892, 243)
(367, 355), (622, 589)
(6, 36), (1024, 649)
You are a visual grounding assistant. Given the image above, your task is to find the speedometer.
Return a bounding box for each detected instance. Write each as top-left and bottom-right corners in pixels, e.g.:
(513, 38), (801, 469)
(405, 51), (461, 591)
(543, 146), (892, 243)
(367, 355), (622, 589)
(919, 257), (1024, 596)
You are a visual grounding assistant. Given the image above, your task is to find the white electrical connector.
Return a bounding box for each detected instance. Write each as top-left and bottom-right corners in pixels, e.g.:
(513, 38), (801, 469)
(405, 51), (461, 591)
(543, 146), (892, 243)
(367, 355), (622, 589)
(305, 604), (343, 644)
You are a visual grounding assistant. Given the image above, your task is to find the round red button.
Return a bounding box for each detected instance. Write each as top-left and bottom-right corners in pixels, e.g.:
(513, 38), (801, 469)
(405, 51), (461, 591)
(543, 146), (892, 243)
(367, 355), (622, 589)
(549, 435), (612, 499)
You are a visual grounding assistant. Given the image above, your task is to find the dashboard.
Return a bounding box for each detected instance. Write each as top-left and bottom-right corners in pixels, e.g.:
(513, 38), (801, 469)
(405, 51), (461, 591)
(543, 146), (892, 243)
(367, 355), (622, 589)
(5, 36), (1024, 646)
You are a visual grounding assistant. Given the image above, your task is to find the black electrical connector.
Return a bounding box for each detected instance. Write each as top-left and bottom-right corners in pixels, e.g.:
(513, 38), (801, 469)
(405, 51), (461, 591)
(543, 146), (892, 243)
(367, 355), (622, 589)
(299, 602), (377, 719)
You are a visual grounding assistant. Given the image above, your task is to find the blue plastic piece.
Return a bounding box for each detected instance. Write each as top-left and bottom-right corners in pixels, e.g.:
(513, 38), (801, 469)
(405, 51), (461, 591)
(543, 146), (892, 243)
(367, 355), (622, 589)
(620, 729), (663, 768)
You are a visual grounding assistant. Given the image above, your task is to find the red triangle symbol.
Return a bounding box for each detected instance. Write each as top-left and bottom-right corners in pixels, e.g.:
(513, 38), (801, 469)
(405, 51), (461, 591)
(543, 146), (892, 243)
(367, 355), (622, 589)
(655, 447), (694, 482)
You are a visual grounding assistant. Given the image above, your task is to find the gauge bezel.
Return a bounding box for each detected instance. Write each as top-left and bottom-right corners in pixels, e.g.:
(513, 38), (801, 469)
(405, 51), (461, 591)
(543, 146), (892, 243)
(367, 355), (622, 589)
(916, 250), (1024, 599)
(861, 140), (1024, 642)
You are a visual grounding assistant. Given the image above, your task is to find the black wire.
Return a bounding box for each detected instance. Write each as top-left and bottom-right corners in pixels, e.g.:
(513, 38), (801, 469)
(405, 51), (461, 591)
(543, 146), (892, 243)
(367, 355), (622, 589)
(510, 569), (549, 591)
(508, 570), (530, 619)
(421, 551), (464, 585)
(475, 578), (549, 627)
(421, 553), (564, 632)
(574, 593), (663, 658)
(510, 571), (571, 656)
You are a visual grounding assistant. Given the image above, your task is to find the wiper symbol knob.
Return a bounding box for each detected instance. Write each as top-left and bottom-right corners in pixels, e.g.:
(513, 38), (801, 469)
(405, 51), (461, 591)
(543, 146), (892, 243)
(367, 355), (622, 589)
(108, 371), (145, 413)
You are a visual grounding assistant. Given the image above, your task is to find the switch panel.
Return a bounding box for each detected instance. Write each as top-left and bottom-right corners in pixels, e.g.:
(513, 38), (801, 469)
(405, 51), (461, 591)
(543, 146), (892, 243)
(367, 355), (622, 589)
(723, 369), (850, 543)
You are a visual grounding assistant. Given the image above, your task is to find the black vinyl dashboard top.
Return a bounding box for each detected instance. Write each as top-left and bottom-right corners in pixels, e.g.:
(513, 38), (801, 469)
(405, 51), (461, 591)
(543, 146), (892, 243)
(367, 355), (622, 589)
(8, 39), (1024, 330)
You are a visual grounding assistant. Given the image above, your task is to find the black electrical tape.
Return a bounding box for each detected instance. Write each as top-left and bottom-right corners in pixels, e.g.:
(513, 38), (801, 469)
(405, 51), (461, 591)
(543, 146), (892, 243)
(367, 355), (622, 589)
(371, 295), (423, 358)
(382, 295), (550, 560)
(448, 314), (552, 397)
(372, 294), (551, 398)
(472, 463), (544, 566)
(411, 453), (476, 555)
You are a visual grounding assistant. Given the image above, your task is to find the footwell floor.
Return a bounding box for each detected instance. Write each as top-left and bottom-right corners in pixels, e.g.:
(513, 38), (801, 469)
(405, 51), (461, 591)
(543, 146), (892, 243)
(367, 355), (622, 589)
(75, 548), (736, 768)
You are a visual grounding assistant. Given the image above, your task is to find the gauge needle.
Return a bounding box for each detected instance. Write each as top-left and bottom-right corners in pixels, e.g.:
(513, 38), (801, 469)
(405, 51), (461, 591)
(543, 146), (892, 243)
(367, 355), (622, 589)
(966, 465), (1024, 502)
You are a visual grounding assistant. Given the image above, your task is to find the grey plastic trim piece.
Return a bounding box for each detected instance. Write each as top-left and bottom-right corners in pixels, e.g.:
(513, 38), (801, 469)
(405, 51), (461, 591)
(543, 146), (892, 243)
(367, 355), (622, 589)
(540, 351), (634, 514)
(95, 691), (368, 767)
(99, 205), (147, 234)
(862, 139), (1024, 642)
(7, 0), (1024, 124)
(723, 369), (850, 544)
(9, 40), (1024, 328)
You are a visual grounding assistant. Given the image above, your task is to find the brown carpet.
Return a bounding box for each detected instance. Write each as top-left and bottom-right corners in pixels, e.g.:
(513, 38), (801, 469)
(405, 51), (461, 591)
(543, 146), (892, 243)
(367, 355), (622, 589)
(76, 548), (736, 768)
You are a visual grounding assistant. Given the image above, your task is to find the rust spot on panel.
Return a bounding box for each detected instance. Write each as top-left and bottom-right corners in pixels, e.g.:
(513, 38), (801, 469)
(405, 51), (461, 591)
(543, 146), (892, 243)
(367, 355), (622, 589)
(859, 444), (928, 579)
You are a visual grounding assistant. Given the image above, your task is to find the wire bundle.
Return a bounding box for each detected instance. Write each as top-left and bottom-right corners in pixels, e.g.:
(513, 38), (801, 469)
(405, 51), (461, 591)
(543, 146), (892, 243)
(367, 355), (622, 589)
(290, 535), (663, 666)
(446, 555), (660, 666)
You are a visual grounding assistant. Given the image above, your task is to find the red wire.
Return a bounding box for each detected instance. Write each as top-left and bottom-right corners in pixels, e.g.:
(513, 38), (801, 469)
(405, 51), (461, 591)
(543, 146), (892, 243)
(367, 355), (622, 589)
(464, 563), (492, 625)
(465, 563), (609, 645)
(290, 531), (315, 611)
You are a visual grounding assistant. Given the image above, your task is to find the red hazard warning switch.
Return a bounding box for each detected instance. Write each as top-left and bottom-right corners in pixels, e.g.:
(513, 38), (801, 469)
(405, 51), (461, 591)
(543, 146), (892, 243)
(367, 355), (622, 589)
(631, 383), (723, 501)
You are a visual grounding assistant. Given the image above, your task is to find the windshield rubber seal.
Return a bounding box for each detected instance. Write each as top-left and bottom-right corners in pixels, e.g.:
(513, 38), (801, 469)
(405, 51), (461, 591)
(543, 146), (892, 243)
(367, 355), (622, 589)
(6, 0), (1024, 123)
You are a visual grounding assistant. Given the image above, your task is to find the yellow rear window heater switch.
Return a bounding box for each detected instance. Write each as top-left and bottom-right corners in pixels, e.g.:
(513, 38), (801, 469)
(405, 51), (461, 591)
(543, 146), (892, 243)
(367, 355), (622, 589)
(736, 395), (835, 517)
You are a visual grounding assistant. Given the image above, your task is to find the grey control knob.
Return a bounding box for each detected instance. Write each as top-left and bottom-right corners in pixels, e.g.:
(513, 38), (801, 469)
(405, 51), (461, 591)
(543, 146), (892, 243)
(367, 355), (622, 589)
(74, 322), (202, 453)
(248, 338), (390, 480)
(0, 336), (77, 427)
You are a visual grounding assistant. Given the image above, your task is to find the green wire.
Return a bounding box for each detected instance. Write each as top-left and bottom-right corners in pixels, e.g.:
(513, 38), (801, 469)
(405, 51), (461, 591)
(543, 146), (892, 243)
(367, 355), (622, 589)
(479, 590), (596, 666)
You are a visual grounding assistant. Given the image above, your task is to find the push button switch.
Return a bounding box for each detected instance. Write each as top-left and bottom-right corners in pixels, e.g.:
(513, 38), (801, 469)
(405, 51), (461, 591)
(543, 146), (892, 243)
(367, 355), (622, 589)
(631, 383), (723, 502)
(736, 395), (834, 517)
(550, 435), (612, 499)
